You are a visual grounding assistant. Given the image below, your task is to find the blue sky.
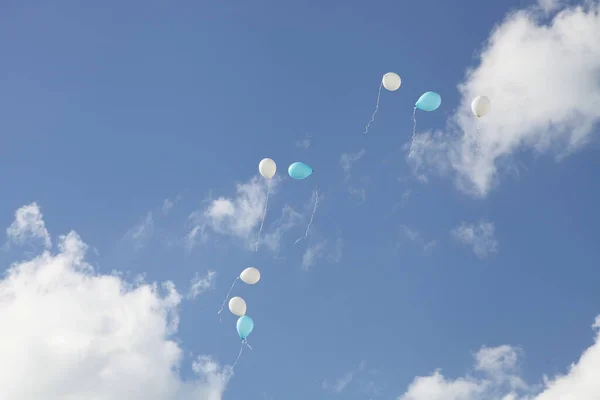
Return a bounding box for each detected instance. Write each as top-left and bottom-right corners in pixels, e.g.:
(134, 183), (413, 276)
(1, 0), (600, 399)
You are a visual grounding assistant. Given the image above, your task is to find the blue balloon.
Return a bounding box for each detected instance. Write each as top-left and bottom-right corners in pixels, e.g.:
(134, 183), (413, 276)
(415, 91), (442, 112)
(237, 315), (254, 340)
(288, 162), (313, 180)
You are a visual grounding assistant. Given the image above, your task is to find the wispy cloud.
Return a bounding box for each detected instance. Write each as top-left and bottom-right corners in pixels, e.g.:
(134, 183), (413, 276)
(340, 149), (366, 178)
(296, 138), (311, 149)
(301, 238), (343, 270)
(123, 212), (155, 251)
(399, 225), (437, 253)
(262, 205), (303, 252)
(162, 195), (181, 216)
(452, 220), (498, 259)
(302, 241), (327, 270)
(323, 361), (367, 394)
(186, 176), (280, 250)
(189, 270), (217, 299)
(6, 202), (51, 249)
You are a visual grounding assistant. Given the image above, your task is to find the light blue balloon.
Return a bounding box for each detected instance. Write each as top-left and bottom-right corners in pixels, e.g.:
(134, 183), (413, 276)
(415, 91), (442, 112)
(236, 315), (254, 340)
(288, 162), (313, 180)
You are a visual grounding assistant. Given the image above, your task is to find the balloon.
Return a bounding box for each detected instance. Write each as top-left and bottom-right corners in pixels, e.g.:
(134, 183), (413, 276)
(237, 315), (254, 340)
(240, 267), (260, 285)
(288, 162), (313, 180)
(259, 158), (277, 180)
(228, 296), (247, 317)
(471, 96), (491, 118)
(415, 91), (442, 111)
(382, 72), (401, 91)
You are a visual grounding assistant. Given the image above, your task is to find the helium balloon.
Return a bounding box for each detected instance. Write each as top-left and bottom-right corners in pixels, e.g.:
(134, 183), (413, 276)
(382, 72), (401, 91)
(240, 267), (260, 285)
(288, 162), (313, 180)
(237, 315), (254, 340)
(415, 91), (441, 111)
(471, 96), (491, 118)
(228, 296), (247, 317)
(259, 158), (277, 180)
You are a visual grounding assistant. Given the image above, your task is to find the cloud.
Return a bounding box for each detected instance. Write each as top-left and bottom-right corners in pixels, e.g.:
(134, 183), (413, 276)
(301, 238), (343, 270)
(398, 316), (600, 399)
(0, 205), (230, 400)
(323, 361), (367, 394)
(189, 270), (217, 299)
(186, 176), (280, 250)
(401, 225), (421, 242)
(400, 225), (437, 253)
(409, 2), (600, 196)
(6, 202), (51, 249)
(262, 205), (303, 252)
(162, 196), (181, 216)
(340, 149), (366, 177)
(452, 221), (498, 259)
(123, 212), (155, 251)
(301, 241), (327, 270)
(296, 138), (311, 149)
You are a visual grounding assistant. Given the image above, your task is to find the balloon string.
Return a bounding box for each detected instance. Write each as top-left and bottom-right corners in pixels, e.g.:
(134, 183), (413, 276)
(254, 179), (272, 251)
(228, 339), (252, 377)
(364, 82), (383, 134)
(475, 117), (481, 153)
(409, 107), (417, 157)
(295, 189), (320, 244)
(217, 277), (239, 321)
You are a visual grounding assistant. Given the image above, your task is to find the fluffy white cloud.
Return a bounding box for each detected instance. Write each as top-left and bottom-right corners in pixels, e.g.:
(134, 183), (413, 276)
(123, 212), (155, 251)
(0, 205), (230, 400)
(189, 270), (217, 299)
(186, 176), (280, 250)
(398, 316), (600, 399)
(6, 202), (51, 249)
(452, 221), (498, 259)
(410, 1), (600, 196)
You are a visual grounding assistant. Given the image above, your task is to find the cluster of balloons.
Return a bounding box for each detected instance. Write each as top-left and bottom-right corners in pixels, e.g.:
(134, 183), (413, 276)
(372, 72), (492, 151)
(227, 267), (261, 341)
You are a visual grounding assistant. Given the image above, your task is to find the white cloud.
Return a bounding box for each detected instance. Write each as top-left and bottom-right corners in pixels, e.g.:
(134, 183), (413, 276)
(400, 225), (437, 253)
(323, 361), (366, 394)
(301, 241), (327, 270)
(340, 149), (366, 177)
(262, 205), (303, 252)
(123, 212), (154, 251)
(296, 138), (311, 149)
(409, 2), (600, 196)
(452, 221), (498, 259)
(189, 270), (217, 299)
(401, 225), (421, 242)
(300, 238), (343, 270)
(162, 196), (181, 215)
(0, 205), (230, 400)
(398, 316), (600, 399)
(6, 202), (51, 249)
(186, 176), (280, 250)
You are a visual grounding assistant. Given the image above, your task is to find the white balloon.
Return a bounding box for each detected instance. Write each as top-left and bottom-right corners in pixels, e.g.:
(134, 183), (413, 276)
(471, 96), (491, 118)
(228, 296), (247, 317)
(240, 267), (261, 285)
(382, 72), (401, 91)
(259, 158), (277, 180)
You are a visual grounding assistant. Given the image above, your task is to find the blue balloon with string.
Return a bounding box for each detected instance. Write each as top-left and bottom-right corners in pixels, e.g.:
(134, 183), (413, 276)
(415, 91), (442, 111)
(237, 315), (254, 340)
